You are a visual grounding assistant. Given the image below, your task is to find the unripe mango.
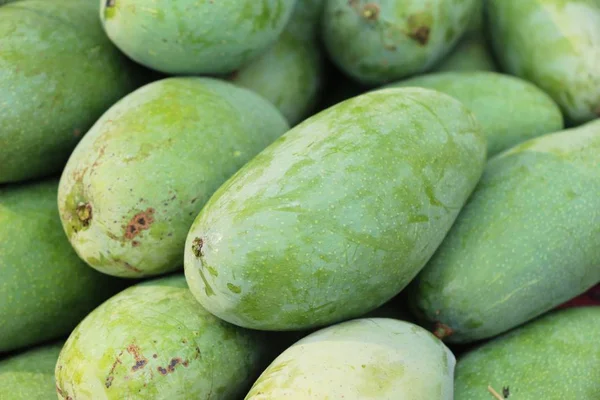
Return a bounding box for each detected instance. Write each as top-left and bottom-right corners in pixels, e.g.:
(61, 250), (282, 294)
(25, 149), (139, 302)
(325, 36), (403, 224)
(58, 77), (289, 278)
(0, 179), (127, 353)
(409, 119), (600, 344)
(487, 0), (600, 123)
(245, 318), (455, 400)
(455, 307), (600, 399)
(184, 87), (486, 331)
(100, 0), (296, 75)
(0, 0), (140, 183)
(55, 275), (271, 400)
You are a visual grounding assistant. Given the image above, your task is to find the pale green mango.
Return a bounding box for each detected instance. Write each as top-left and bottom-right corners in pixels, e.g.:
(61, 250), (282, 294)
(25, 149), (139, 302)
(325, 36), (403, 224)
(0, 179), (127, 353)
(409, 119), (600, 344)
(184, 87), (486, 331)
(432, 34), (496, 73)
(487, 0), (600, 123)
(455, 307), (600, 399)
(245, 318), (455, 399)
(57, 77), (289, 278)
(230, 30), (324, 126)
(322, 0), (478, 85)
(0, 0), (140, 183)
(100, 0), (296, 75)
(55, 275), (270, 399)
(0, 341), (64, 399)
(387, 71), (563, 156)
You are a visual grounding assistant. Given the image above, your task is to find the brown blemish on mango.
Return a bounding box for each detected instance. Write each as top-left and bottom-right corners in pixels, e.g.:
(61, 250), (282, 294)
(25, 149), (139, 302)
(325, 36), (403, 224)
(433, 322), (454, 339)
(105, 350), (123, 388)
(192, 237), (204, 257)
(157, 357), (187, 375)
(76, 202), (93, 226)
(127, 344), (148, 372)
(124, 208), (155, 239)
(409, 26), (430, 45)
(362, 3), (380, 20)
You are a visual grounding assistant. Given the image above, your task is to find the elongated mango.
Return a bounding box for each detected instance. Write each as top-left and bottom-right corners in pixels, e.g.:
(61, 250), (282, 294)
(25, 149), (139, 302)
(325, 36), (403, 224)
(57, 77), (289, 278)
(387, 71), (564, 156)
(245, 318), (455, 399)
(55, 275), (270, 400)
(487, 0), (600, 123)
(409, 119), (600, 344)
(184, 87), (486, 331)
(455, 307), (600, 399)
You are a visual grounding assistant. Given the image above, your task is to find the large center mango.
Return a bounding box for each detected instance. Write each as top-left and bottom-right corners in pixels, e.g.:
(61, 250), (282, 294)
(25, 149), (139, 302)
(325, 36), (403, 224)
(184, 87), (486, 331)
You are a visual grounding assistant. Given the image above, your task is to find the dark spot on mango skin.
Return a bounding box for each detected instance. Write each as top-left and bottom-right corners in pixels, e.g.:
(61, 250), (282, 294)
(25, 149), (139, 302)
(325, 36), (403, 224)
(126, 343), (148, 372)
(105, 350), (124, 388)
(433, 322), (454, 339)
(106, 0), (115, 6)
(156, 357), (188, 375)
(192, 237), (204, 257)
(132, 240), (140, 247)
(361, 3), (380, 20)
(503, 386), (510, 398)
(118, 259), (142, 273)
(76, 202), (93, 226)
(124, 208), (155, 240)
(409, 26), (430, 45)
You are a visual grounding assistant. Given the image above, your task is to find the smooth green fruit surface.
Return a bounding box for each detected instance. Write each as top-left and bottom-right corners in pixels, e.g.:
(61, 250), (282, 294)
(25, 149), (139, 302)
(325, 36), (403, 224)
(230, 30), (323, 126)
(0, 179), (127, 353)
(409, 119), (600, 344)
(322, 0), (478, 85)
(487, 0), (600, 123)
(245, 318), (455, 399)
(0, 341), (63, 399)
(55, 275), (270, 400)
(285, 0), (325, 41)
(455, 307), (600, 399)
(58, 77), (289, 278)
(100, 0), (296, 75)
(432, 34), (496, 73)
(387, 71), (564, 156)
(184, 87), (486, 331)
(0, 0), (140, 184)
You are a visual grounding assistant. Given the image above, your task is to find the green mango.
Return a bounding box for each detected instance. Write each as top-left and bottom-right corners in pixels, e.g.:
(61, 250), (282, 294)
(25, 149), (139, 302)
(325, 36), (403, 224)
(487, 0), (600, 124)
(285, 0), (325, 41)
(432, 34), (497, 73)
(229, 30), (324, 126)
(100, 0), (296, 75)
(184, 87), (486, 331)
(455, 307), (600, 399)
(0, 341), (64, 399)
(322, 0), (478, 85)
(55, 275), (270, 400)
(409, 119), (600, 344)
(245, 318), (455, 399)
(387, 71), (563, 156)
(57, 77), (289, 278)
(0, 179), (127, 353)
(0, 0), (141, 184)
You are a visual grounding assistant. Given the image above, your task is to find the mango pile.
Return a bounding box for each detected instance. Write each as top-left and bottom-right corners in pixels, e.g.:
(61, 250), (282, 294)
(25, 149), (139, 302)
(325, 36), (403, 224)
(1, 0), (599, 399)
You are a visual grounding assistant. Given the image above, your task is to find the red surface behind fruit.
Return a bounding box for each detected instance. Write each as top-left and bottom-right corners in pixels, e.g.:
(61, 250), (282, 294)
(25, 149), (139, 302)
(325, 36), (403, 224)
(557, 284), (600, 309)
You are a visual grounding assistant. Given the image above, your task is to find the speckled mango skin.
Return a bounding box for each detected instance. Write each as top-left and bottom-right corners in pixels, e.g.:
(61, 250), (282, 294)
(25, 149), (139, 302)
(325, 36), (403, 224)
(100, 0), (296, 75)
(230, 30), (324, 126)
(184, 87), (486, 331)
(322, 0), (478, 85)
(245, 318), (455, 400)
(455, 307), (600, 399)
(57, 77), (289, 278)
(55, 274), (270, 400)
(408, 119), (600, 344)
(487, 0), (600, 124)
(0, 341), (64, 399)
(0, 0), (140, 184)
(387, 71), (564, 156)
(0, 179), (128, 353)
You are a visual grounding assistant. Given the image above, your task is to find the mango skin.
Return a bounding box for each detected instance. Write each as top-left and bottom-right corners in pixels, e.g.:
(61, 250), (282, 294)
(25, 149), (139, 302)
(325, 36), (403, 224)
(0, 179), (128, 353)
(230, 30), (324, 126)
(57, 77), (289, 278)
(487, 0), (600, 124)
(322, 0), (478, 85)
(387, 71), (564, 156)
(0, 0), (140, 184)
(184, 87), (486, 331)
(245, 318), (455, 400)
(432, 34), (497, 73)
(285, 0), (325, 41)
(100, 0), (295, 75)
(0, 341), (64, 399)
(455, 307), (600, 399)
(408, 119), (600, 344)
(55, 275), (270, 400)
